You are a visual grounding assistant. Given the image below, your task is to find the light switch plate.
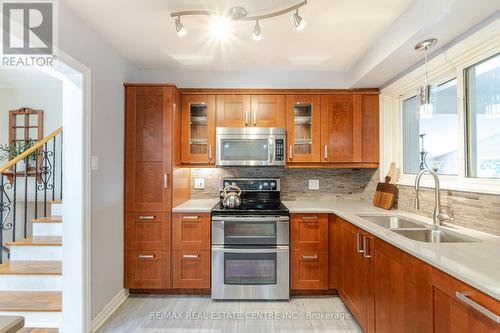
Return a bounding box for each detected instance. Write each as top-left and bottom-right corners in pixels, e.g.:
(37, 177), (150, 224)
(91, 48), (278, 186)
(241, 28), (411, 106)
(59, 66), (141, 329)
(194, 178), (205, 189)
(91, 156), (99, 170)
(309, 179), (319, 190)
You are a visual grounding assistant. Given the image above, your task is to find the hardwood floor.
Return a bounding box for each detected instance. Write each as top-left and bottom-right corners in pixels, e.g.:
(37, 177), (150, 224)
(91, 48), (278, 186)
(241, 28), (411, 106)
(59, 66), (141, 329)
(97, 295), (362, 333)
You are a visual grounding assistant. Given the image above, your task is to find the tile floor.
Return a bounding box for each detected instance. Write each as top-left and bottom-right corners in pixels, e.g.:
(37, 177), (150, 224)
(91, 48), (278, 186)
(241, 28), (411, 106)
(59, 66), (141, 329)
(97, 295), (363, 333)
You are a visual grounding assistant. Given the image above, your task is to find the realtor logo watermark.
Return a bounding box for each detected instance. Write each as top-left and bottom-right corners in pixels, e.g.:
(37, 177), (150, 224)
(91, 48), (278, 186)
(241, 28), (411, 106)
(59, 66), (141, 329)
(1, 0), (57, 67)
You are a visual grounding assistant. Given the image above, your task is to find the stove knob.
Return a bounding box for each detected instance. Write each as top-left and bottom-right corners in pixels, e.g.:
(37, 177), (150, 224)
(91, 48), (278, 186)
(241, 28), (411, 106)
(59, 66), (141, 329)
(263, 182), (269, 188)
(270, 182), (276, 189)
(224, 181), (230, 187)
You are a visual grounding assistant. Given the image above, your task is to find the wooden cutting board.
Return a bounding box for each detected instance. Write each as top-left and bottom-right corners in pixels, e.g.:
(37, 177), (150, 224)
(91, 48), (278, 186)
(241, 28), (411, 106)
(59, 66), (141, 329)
(373, 176), (398, 210)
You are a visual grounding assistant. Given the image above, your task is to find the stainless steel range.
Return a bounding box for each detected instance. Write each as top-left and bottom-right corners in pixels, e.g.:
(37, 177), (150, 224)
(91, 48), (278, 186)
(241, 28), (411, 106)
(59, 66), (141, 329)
(211, 178), (290, 300)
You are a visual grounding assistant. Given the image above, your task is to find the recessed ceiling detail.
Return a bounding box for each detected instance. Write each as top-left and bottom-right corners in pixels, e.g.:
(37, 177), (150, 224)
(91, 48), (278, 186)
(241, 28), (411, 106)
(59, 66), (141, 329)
(171, 0), (307, 41)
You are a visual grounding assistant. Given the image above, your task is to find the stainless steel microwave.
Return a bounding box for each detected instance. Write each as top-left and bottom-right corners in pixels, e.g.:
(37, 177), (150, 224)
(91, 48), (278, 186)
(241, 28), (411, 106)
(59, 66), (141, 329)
(216, 127), (286, 166)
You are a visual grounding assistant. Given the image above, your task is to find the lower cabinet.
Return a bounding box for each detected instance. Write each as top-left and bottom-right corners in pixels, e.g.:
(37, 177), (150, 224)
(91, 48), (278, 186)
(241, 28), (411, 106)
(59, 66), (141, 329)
(290, 250), (328, 290)
(172, 250), (210, 289)
(125, 250), (170, 289)
(339, 218), (374, 332)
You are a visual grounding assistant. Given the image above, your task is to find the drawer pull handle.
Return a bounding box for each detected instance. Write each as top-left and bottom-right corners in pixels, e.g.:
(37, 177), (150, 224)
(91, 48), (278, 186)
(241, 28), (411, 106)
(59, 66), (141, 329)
(356, 233), (364, 253)
(302, 255), (318, 260)
(183, 216), (200, 220)
(456, 291), (500, 323)
(302, 216), (318, 220)
(138, 216), (155, 220)
(362, 236), (371, 258)
(138, 254), (155, 260)
(183, 254), (199, 259)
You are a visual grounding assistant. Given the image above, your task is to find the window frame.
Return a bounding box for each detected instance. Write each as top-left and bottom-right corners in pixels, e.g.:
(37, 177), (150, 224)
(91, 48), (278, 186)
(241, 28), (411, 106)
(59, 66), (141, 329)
(380, 26), (500, 194)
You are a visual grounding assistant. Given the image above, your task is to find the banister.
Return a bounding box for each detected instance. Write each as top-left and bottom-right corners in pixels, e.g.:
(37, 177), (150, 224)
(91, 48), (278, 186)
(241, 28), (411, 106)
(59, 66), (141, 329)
(0, 127), (63, 174)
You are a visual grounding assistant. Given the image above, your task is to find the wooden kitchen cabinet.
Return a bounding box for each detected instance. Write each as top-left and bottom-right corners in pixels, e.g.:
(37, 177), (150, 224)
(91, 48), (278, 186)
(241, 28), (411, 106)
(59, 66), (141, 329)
(355, 94), (379, 163)
(125, 86), (173, 212)
(250, 95), (286, 127)
(328, 214), (342, 290)
(291, 213), (329, 251)
(125, 213), (170, 251)
(340, 218), (374, 332)
(432, 268), (500, 333)
(181, 94), (216, 164)
(172, 213), (210, 251)
(286, 95), (321, 163)
(291, 250), (328, 290)
(172, 250), (210, 289)
(216, 95), (251, 127)
(125, 250), (170, 289)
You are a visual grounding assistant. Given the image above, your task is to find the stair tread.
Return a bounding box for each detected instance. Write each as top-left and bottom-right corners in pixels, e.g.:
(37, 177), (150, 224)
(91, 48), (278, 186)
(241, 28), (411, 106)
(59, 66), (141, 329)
(31, 216), (62, 223)
(0, 291), (61, 312)
(48, 200), (62, 205)
(0, 261), (62, 275)
(5, 236), (62, 247)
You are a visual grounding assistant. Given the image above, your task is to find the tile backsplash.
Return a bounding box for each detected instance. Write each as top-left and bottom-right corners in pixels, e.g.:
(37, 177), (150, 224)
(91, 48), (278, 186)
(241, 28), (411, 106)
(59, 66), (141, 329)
(190, 167), (379, 201)
(189, 167), (500, 236)
(397, 186), (500, 236)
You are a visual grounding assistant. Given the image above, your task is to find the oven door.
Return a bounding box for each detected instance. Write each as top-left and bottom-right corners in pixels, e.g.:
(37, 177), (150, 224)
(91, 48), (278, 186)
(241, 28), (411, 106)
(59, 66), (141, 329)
(211, 246), (289, 300)
(212, 216), (289, 246)
(216, 135), (274, 166)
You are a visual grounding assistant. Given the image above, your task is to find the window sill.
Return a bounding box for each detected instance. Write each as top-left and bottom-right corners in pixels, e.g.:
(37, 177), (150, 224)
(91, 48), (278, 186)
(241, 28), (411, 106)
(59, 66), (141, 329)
(396, 174), (500, 195)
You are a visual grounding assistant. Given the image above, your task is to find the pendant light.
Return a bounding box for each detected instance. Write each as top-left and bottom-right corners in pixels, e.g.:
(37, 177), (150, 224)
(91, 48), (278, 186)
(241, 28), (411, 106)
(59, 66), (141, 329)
(415, 38), (438, 120)
(293, 8), (306, 31)
(252, 21), (262, 41)
(175, 16), (187, 37)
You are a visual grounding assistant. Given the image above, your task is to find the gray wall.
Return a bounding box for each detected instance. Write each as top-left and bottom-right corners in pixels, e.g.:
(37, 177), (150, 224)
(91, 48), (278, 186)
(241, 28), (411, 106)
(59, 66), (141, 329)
(59, 2), (140, 319)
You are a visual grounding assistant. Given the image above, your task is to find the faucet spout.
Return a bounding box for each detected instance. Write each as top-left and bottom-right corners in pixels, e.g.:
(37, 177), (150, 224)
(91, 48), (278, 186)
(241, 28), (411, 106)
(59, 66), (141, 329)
(414, 168), (444, 228)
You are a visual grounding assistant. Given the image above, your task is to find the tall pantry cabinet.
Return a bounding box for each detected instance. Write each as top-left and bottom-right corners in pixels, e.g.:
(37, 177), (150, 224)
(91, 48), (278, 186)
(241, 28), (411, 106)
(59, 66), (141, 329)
(124, 84), (188, 289)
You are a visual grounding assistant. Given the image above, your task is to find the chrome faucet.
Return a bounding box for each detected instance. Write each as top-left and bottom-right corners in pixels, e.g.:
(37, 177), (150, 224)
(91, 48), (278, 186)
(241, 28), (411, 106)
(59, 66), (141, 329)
(414, 168), (452, 229)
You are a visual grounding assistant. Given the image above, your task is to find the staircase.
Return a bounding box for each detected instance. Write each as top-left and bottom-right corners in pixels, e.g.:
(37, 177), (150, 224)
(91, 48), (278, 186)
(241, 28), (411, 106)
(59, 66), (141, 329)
(0, 127), (64, 329)
(0, 200), (63, 328)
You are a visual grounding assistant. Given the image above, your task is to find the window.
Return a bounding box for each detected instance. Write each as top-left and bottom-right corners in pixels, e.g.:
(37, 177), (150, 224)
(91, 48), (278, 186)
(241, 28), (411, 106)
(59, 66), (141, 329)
(403, 79), (459, 175)
(465, 53), (500, 179)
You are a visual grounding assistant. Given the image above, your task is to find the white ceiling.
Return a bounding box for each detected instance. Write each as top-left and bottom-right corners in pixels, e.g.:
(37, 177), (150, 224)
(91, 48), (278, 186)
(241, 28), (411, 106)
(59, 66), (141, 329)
(64, 0), (414, 71)
(64, 0), (500, 87)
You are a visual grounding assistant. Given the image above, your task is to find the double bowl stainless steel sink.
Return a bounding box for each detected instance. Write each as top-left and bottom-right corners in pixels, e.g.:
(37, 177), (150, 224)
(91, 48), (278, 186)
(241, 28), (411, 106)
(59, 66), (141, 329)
(357, 215), (479, 243)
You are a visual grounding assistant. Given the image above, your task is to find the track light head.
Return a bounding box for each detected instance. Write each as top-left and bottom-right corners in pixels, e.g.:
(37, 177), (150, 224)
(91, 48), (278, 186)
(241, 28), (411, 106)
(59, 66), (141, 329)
(293, 9), (306, 31)
(175, 16), (187, 37)
(252, 21), (262, 41)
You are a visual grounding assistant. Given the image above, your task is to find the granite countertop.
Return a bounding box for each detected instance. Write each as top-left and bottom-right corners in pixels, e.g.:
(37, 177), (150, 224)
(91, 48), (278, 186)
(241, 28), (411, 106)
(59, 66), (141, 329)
(283, 199), (500, 301)
(0, 316), (24, 333)
(172, 199), (219, 212)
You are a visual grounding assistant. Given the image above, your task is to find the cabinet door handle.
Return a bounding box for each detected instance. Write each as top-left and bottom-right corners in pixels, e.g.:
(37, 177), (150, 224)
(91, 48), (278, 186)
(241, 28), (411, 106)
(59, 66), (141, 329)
(302, 216), (318, 220)
(138, 254), (155, 260)
(183, 254), (199, 259)
(164, 173), (169, 189)
(253, 111), (257, 126)
(289, 145), (293, 160)
(324, 145), (328, 160)
(138, 216), (156, 220)
(302, 255), (318, 260)
(363, 236), (372, 258)
(245, 111), (249, 126)
(209, 145), (213, 161)
(356, 233), (364, 253)
(182, 216), (199, 220)
(456, 291), (500, 323)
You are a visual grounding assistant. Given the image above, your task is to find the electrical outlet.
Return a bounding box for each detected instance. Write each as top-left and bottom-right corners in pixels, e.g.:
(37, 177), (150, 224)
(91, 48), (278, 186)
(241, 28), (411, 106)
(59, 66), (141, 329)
(194, 178), (205, 189)
(309, 179), (319, 190)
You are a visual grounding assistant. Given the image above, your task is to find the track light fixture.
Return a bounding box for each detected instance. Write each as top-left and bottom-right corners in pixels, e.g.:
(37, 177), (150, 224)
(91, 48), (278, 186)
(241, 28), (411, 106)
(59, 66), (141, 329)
(170, 0), (307, 41)
(293, 9), (306, 31)
(175, 16), (187, 37)
(252, 21), (262, 41)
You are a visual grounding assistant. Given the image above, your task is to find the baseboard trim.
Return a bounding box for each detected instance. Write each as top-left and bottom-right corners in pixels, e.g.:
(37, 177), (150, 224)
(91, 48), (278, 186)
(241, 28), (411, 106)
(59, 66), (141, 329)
(91, 288), (129, 333)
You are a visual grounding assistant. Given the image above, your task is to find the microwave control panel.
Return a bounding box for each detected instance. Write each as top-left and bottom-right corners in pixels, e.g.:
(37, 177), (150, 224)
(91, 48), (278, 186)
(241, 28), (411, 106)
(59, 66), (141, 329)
(275, 139), (285, 161)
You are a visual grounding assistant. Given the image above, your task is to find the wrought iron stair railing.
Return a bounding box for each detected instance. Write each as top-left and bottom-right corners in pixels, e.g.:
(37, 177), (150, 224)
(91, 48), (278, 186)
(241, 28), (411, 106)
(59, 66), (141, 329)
(0, 127), (63, 264)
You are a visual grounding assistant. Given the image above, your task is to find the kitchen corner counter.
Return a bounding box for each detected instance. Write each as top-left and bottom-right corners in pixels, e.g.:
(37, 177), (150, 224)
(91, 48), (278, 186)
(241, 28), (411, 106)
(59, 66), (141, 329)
(172, 199), (219, 212)
(283, 199), (500, 301)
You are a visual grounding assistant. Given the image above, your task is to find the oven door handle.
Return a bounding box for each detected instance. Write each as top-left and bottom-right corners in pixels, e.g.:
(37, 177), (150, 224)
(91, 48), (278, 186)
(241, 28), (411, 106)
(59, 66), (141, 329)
(212, 216), (289, 222)
(211, 246), (289, 253)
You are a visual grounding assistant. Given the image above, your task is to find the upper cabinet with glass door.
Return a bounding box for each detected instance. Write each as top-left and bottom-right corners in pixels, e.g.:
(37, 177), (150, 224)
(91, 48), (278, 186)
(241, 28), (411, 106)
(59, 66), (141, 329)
(182, 95), (216, 164)
(286, 95), (321, 163)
